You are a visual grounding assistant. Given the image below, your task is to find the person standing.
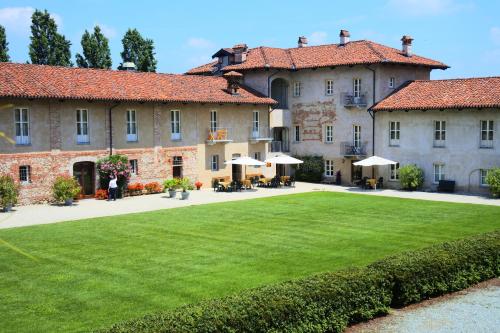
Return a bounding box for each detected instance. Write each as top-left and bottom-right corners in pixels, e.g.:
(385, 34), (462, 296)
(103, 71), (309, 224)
(108, 175), (118, 201)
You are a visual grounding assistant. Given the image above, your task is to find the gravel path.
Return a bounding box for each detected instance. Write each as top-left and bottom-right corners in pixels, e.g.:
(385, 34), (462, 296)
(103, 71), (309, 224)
(346, 279), (500, 333)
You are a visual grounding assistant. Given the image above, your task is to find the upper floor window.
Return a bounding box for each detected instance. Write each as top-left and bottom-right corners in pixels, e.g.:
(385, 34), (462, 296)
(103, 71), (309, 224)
(76, 109), (89, 144)
(325, 125), (333, 143)
(433, 163), (445, 184)
(434, 120), (446, 147)
(389, 121), (400, 146)
(15, 108), (30, 145)
(19, 165), (31, 183)
(325, 160), (334, 177)
(353, 78), (361, 98)
(389, 77), (395, 89)
(325, 79), (334, 96)
(126, 110), (138, 142)
(211, 155), (219, 171)
(252, 111), (259, 134)
(294, 125), (301, 142)
(171, 110), (181, 140)
(293, 81), (301, 97)
(271, 78), (288, 109)
(480, 120), (494, 148)
(129, 159), (138, 175)
(353, 125), (361, 148)
(390, 162), (400, 181)
(210, 110), (218, 132)
(480, 169), (490, 186)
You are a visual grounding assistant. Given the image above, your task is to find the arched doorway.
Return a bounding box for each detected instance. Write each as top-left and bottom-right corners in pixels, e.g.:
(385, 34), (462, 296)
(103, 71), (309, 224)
(271, 78), (289, 109)
(73, 162), (96, 197)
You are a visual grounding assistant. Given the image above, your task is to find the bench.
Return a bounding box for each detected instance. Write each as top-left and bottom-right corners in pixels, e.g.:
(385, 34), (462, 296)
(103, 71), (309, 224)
(437, 180), (455, 193)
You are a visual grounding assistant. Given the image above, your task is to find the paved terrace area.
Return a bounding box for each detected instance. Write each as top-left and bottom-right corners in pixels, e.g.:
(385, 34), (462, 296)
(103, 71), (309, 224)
(1, 182), (498, 229)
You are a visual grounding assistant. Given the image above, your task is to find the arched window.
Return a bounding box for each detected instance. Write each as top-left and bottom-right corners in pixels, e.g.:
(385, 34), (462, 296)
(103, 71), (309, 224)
(271, 78), (288, 109)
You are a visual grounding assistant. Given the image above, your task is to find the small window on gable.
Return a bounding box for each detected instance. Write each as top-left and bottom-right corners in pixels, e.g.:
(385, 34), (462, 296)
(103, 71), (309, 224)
(293, 81), (301, 97)
(325, 80), (334, 96)
(389, 77), (395, 88)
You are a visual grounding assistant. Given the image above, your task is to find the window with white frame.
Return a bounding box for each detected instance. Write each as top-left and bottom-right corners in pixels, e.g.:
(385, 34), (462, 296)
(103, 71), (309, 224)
(390, 162), (400, 181)
(19, 165), (31, 183)
(480, 120), (494, 148)
(170, 110), (181, 140)
(129, 159), (138, 175)
(294, 125), (301, 142)
(353, 78), (361, 98)
(211, 155), (219, 171)
(325, 125), (333, 143)
(353, 125), (361, 148)
(293, 81), (301, 97)
(252, 111), (259, 137)
(480, 169), (490, 186)
(76, 109), (89, 143)
(126, 110), (138, 142)
(325, 80), (334, 96)
(433, 163), (445, 183)
(389, 121), (400, 146)
(210, 110), (218, 132)
(434, 120), (446, 147)
(325, 160), (334, 177)
(15, 108), (30, 145)
(389, 77), (395, 89)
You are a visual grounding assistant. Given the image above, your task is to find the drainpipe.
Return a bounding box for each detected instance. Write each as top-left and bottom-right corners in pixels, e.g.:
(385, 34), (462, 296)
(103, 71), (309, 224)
(108, 102), (120, 156)
(365, 65), (376, 177)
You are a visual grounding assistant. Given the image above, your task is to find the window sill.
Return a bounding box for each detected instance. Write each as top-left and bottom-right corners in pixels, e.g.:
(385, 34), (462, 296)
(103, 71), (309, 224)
(388, 144), (400, 147)
(433, 145), (446, 148)
(16, 143), (32, 147)
(479, 146), (494, 149)
(324, 141), (334, 144)
(77, 142), (90, 145)
(126, 140), (139, 143)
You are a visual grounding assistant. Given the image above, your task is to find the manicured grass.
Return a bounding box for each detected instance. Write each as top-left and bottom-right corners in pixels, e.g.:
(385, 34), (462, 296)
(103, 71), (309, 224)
(0, 192), (499, 332)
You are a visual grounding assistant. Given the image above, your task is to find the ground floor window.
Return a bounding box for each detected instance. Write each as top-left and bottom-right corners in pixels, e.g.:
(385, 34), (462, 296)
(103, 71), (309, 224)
(480, 169), (490, 186)
(325, 160), (334, 177)
(390, 163), (400, 181)
(173, 156), (183, 178)
(211, 155), (219, 171)
(129, 159), (138, 175)
(19, 165), (31, 183)
(433, 163), (445, 183)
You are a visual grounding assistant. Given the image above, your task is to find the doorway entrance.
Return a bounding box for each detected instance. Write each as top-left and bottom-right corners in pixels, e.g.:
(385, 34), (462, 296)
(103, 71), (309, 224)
(73, 162), (95, 197)
(231, 154), (242, 180)
(351, 161), (362, 183)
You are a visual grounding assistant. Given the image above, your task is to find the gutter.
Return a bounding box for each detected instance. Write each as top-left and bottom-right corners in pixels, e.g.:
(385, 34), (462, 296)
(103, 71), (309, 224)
(364, 65), (376, 156)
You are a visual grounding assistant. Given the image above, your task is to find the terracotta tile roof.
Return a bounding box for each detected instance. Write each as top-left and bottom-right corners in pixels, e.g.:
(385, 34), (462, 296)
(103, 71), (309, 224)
(372, 77), (500, 111)
(0, 62), (275, 105)
(186, 40), (448, 74)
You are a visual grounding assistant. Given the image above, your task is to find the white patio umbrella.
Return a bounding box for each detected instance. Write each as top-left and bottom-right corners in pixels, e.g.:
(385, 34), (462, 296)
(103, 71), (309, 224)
(353, 156), (397, 166)
(225, 156), (265, 180)
(264, 154), (303, 165)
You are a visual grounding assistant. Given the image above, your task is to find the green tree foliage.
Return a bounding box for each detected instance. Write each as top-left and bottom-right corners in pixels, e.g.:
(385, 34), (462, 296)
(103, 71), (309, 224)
(76, 26), (112, 69)
(120, 28), (157, 72)
(293, 155), (325, 182)
(0, 25), (10, 62)
(28, 9), (72, 66)
(485, 167), (500, 197)
(399, 164), (424, 190)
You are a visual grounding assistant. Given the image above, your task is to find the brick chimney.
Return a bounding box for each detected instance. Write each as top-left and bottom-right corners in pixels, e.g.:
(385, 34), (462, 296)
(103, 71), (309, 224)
(339, 30), (350, 45)
(401, 35), (413, 57)
(298, 36), (308, 48)
(232, 44), (248, 64)
(223, 71), (243, 95)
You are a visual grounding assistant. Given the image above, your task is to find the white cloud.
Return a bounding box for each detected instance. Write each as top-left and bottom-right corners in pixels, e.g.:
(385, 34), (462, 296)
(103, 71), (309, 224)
(308, 31), (328, 45)
(491, 27), (500, 45)
(186, 37), (215, 49)
(0, 7), (63, 36)
(95, 23), (117, 39)
(386, 0), (473, 16)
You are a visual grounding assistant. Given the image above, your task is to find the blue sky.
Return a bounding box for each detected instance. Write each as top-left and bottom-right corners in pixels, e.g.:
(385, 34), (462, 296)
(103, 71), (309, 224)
(0, 0), (499, 79)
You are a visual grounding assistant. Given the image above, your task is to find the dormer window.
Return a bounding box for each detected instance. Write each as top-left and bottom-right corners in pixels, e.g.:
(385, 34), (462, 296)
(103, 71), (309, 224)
(221, 56), (229, 67)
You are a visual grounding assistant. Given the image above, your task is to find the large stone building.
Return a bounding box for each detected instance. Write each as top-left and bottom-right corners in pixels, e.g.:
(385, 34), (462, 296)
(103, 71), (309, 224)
(0, 63), (274, 204)
(187, 31), (448, 183)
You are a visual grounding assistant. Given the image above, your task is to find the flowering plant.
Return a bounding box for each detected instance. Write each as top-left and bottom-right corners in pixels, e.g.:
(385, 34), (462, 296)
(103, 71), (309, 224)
(145, 182), (162, 194)
(97, 154), (131, 197)
(127, 182), (144, 193)
(94, 189), (108, 200)
(194, 181), (203, 190)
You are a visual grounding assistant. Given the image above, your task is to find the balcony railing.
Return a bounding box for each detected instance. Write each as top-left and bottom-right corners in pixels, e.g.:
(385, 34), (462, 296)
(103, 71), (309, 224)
(206, 127), (233, 145)
(341, 93), (368, 108)
(270, 140), (290, 153)
(249, 127), (273, 143)
(341, 141), (367, 157)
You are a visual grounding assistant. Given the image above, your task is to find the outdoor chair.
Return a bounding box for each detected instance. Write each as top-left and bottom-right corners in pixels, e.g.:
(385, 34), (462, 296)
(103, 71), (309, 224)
(285, 176), (295, 187)
(361, 176), (369, 189)
(231, 180), (243, 192)
(212, 179), (220, 192)
(377, 177), (384, 189)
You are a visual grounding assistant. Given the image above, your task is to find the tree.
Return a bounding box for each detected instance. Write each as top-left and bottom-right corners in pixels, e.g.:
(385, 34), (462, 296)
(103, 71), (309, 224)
(28, 9), (72, 66)
(120, 28), (157, 72)
(0, 25), (10, 62)
(76, 26), (112, 69)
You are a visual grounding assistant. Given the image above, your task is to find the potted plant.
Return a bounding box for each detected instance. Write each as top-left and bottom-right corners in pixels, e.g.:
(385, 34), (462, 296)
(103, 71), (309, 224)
(52, 175), (81, 206)
(145, 182), (162, 194)
(0, 175), (19, 212)
(163, 178), (179, 198)
(195, 181), (203, 190)
(127, 182), (144, 196)
(179, 178), (194, 200)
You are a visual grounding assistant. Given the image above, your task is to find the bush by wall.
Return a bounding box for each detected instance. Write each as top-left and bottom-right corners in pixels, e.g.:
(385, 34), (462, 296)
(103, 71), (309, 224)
(399, 164), (424, 190)
(486, 167), (500, 197)
(293, 155), (324, 183)
(98, 231), (499, 333)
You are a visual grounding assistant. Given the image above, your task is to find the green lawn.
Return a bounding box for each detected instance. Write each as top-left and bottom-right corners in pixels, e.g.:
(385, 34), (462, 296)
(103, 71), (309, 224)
(0, 192), (499, 332)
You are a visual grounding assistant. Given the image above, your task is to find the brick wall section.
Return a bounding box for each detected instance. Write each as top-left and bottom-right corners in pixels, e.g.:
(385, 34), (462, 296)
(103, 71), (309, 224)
(292, 101), (337, 142)
(0, 146), (198, 205)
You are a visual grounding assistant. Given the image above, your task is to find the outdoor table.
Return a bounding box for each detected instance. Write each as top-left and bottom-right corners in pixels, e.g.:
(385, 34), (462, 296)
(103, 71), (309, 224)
(242, 179), (252, 189)
(367, 178), (377, 189)
(219, 181), (230, 190)
(258, 177), (272, 184)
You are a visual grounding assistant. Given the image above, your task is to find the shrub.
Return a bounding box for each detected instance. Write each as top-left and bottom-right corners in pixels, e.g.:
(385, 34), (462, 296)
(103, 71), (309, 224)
(163, 178), (179, 191)
(98, 231), (499, 333)
(52, 176), (81, 202)
(399, 164), (424, 190)
(293, 155), (324, 182)
(94, 189), (108, 200)
(144, 182), (162, 194)
(127, 182), (144, 193)
(179, 178), (194, 192)
(97, 155), (131, 195)
(485, 167), (500, 197)
(0, 175), (19, 207)
(194, 181), (203, 189)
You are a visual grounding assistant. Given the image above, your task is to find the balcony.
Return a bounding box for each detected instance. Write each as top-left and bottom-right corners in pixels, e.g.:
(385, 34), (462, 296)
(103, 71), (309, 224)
(249, 127), (273, 143)
(270, 141), (290, 153)
(341, 141), (367, 157)
(206, 127), (233, 145)
(341, 93), (368, 108)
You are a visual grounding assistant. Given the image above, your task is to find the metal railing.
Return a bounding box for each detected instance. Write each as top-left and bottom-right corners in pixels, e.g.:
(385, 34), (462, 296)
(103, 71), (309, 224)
(270, 140), (290, 152)
(206, 127), (232, 143)
(341, 93), (368, 107)
(341, 141), (367, 156)
(249, 127), (273, 141)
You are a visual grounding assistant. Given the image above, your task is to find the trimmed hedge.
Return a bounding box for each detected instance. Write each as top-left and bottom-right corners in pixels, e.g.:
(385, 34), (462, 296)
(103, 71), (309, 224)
(99, 231), (499, 333)
(293, 155), (324, 183)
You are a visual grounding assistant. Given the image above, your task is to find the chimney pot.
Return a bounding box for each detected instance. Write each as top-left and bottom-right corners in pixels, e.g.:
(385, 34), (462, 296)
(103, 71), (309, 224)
(401, 35), (413, 57)
(339, 30), (350, 45)
(232, 44), (248, 63)
(298, 36), (308, 48)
